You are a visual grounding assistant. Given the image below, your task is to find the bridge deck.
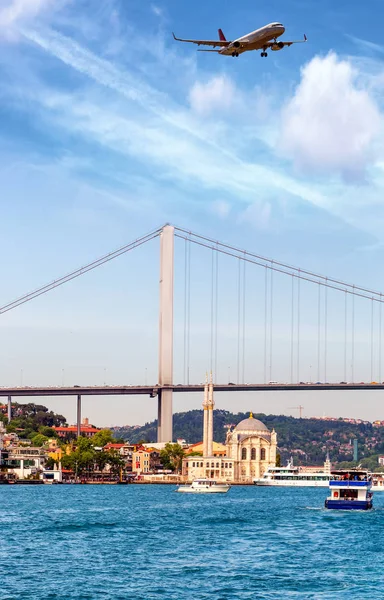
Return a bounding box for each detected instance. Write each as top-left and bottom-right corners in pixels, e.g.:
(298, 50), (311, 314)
(0, 383), (383, 397)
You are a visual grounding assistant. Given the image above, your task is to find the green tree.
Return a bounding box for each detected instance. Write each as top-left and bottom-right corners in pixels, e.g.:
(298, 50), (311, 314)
(31, 434), (48, 447)
(275, 453), (281, 467)
(160, 443), (185, 473)
(91, 429), (115, 447)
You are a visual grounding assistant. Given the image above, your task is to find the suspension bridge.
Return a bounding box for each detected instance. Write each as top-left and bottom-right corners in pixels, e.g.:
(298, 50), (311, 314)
(1, 224), (384, 442)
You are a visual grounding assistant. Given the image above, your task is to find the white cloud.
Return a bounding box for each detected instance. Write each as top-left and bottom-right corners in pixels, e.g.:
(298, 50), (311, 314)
(0, 0), (51, 27)
(238, 200), (272, 230)
(189, 75), (236, 116)
(280, 52), (382, 180)
(210, 200), (231, 219)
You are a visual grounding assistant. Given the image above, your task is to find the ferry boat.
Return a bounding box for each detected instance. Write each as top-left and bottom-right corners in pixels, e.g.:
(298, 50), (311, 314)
(177, 478), (230, 494)
(253, 460), (330, 487)
(325, 469), (373, 510)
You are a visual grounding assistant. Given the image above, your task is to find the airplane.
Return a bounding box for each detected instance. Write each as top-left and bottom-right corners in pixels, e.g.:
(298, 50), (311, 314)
(173, 23), (307, 58)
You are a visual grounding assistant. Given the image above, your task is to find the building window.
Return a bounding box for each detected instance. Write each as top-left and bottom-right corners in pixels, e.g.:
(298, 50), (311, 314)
(211, 462), (214, 468)
(225, 463), (228, 468)
(192, 462), (195, 467)
(216, 463), (219, 468)
(261, 448), (266, 460)
(206, 462), (209, 467)
(251, 448), (256, 460)
(241, 448), (247, 460)
(229, 463), (232, 468)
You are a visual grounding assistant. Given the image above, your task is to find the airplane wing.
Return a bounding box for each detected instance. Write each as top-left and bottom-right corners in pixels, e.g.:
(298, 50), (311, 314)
(172, 32), (230, 48)
(264, 34), (307, 49)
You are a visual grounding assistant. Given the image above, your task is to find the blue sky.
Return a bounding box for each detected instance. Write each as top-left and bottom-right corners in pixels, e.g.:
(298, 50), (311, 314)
(1, 0), (384, 427)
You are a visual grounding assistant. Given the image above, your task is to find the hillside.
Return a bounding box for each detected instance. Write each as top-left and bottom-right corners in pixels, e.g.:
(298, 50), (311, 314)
(112, 410), (384, 467)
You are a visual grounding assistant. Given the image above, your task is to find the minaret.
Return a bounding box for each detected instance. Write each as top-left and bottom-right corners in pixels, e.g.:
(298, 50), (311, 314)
(207, 373), (214, 457)
(202, 374), (209, 458)
(324, 451), (331, 474)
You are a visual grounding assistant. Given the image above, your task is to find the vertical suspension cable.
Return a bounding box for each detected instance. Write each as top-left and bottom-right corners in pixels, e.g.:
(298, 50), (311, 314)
(290, 275), (294, 383)
(324, 282), (328, 383)
(344, 291), (347, 383)
(317, 284), (321, 382)
(371, 298), (374, 382)
(296, 272), (300, 383)
(242, 256), (246, 384)
(351, 288), (355, 383)
(379, 297), (382, 384)
(237, 258), (241, 384)
(186, 239), (191, 384)
(210, 249), (214, 374)
(214, 248), (219, 382)
(183, 239), (188, 384)
(264, 267), (268, 384)
(269, 265), (274, 382)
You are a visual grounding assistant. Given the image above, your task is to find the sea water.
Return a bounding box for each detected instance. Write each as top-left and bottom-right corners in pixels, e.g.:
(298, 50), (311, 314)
(0, 485), (383, 599)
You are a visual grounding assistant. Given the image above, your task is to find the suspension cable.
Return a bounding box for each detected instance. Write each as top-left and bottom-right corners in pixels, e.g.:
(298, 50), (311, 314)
(351, 290), (355, 383)
(371, 298), (374, 383)
(317, 284), (321, 382)
(324, 282), (328, 383)
(291, 275), (294, 384)
(0, 228), (161, 315)
(174, 227), (384, 301)
(215, 247), (219, 382)
(297, 273), (300, 383)
(380, 299), (382, 384)
(264, 266), (268, 384)
(237, 258), (241, 384)
(183, 238), (188, 384)
(174, 232), (384, 304)
(242, 256), (246, 384)
(344, 291), (347, 383)
(269, 265), (274, 383)
(210, 248), (215, 374)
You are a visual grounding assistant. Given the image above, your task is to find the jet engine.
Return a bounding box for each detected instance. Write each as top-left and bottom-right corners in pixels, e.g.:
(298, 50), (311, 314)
(271, 42), (284, 51)
(231, 41), (241, 48)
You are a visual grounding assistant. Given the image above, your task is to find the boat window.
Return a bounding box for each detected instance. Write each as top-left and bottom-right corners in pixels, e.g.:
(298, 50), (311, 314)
(261, 448), (266, 460)
(242, 448), (247, 460)
(251, 448), (256, 460)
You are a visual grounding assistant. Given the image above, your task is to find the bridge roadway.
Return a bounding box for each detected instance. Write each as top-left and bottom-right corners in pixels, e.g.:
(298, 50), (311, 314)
(1, 382), (384, 397)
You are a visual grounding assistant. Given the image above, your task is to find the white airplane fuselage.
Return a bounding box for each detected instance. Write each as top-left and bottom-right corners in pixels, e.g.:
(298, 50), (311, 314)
(220, 22), (285, 55)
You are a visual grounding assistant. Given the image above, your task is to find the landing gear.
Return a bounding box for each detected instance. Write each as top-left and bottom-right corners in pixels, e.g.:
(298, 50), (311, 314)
(231, 51), (239, 57)
(261, 51), (268, 57)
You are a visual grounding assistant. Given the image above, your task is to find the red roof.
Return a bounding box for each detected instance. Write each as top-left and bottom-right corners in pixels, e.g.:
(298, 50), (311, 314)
(104, 443), (125, 450)
(53, 426), (100, 433)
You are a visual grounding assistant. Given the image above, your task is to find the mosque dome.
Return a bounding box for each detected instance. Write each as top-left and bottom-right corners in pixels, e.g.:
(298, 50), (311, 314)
(234, 413), (269, 432)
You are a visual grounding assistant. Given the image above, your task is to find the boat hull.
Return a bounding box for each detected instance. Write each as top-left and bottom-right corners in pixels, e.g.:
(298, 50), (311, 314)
(254, 480), (329, 487)
(325, 499), (373, 510)
(177, 486), (230, 494)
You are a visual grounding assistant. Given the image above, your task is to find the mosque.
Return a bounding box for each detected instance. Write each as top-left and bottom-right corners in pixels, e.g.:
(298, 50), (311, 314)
(182, 377), (277, 483)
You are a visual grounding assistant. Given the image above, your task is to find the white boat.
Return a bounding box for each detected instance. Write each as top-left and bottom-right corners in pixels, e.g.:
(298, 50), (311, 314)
(177, 478), (230, 493)
(325, 469), (373, 510)
(254, 460), (330, 487)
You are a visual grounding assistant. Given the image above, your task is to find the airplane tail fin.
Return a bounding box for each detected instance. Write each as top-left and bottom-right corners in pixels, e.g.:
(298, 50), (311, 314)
(218, 28), (226, 41)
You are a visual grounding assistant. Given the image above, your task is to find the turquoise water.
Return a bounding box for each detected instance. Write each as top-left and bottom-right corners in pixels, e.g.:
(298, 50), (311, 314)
(1, 485), (383, 599)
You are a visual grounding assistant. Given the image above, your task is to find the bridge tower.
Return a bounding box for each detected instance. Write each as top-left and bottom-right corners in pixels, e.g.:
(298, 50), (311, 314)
(157, 225), (174, 442)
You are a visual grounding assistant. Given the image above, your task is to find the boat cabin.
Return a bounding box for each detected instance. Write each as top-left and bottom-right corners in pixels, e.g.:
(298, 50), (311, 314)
(325, 469), (373, 510)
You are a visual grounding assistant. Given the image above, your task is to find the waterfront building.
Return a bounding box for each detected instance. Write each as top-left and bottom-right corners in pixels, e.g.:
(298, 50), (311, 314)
(53, 419), (101, 439)
(182, 377), (277, 483)
(132, 449), (150, 474)
(5, 446), (47, 479)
